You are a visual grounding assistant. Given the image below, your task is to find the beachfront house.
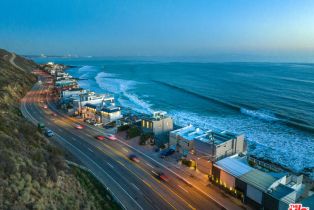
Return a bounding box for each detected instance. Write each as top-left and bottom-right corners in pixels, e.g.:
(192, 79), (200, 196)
(195, 130), (246, 162)
(169, 125), (246, 161)
(60, 88), (87, 99)
(169, 125), (204, 156)
(209, 154), (305, 210)
(82, 103), (98, 120)
(100, 106), (123, 124)
(141, 111), (173, 135)
(73, 91), (114, 111)
(141, 111), (173, 146)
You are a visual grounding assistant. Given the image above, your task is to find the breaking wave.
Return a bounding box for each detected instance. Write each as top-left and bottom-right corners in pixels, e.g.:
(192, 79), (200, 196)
(240, 108), (279, 122)
(154, 80), (314, 132)
(95, 72), (154, 114)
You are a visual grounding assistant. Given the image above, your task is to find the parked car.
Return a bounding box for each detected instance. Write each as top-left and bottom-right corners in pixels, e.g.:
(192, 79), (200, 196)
(43, 104), (48, 109)
(84, 118), (93, 124)
(152, 171), (169, 182)
(44, 129), (54, 137)
(129, 154), (140, 163)
(93, 122), (103, 126)
(160, 148), (175, 158)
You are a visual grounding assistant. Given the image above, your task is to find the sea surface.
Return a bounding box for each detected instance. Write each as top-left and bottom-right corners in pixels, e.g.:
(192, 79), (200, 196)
(35, 57), (314, 177)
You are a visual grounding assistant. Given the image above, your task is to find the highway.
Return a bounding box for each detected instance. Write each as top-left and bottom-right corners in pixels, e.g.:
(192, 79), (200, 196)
(17, 58), (247, 210)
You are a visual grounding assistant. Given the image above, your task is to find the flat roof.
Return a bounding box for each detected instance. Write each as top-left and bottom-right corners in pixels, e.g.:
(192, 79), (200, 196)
(170, 125), (205, 141)
(215, 155), (277, 191)
(215, 156), (253, 177)
(196, 130), (239, 144)
(85, 103), (97, 109)
(101, 106), (120, 113)
(239, 170), (277, 191)
(269, 184), (294, 200)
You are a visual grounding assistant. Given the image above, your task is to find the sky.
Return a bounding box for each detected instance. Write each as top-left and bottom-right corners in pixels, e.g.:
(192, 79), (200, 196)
(0, 0), (314, 61)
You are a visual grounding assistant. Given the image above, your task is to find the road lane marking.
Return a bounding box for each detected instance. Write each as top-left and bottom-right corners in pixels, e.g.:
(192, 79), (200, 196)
(122, 148), (128, 153)
(107, 162), (114, 168)
(117, 160), (125, 166)
(145, 162), (154, 168)
(178, 185), (189, 193)
(88, 148), (93, 153)
(53, 134), (139, 210)
(143, 180), (152, 188)
(25, 87), (207, 210)
(131, 183), (140, 191)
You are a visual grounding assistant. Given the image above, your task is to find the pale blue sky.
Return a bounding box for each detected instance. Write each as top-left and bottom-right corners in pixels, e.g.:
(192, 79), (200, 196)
(1, 0), (314, 61)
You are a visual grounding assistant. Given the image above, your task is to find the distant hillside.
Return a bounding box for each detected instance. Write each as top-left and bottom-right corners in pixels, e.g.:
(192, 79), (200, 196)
(0, 49), (119, 210)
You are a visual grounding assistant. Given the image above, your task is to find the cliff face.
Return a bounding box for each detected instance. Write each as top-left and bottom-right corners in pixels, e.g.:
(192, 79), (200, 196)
(0, 49), (117, 210)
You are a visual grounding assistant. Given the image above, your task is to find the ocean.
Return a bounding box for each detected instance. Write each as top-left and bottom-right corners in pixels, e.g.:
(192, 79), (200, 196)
(35, 57), (314, 177)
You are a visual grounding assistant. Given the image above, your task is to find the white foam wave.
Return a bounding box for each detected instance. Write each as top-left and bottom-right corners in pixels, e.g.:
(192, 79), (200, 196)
(240, 108), (279, 122)
(169, 110), (314, 177)
(95, 72), (154, 114)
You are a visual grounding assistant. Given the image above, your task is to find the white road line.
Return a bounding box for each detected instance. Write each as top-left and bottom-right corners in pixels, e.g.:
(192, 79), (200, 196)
(145, 162), (154, 168)
(122, 148), (128, 153)
(131, 183), (140, 191)
(22, 100), (140, 210)
(107, 162), (114, 168)
(178, 185), (189, 193)
(88, 148), (93, 153)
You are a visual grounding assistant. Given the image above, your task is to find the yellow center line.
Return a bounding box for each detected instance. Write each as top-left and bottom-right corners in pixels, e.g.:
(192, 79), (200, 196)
(88, 139), (178, 210)
(99, 141), (196, 210)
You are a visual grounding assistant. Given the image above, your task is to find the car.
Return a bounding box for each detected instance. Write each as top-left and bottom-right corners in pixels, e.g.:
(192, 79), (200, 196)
(104, 134), (117, 141)
(152, 171), (169, 182)
(84, 118), (91, 123)
(93, 122), (103, 126)
(43, 104), (48, 109)
(74, 124), (84, 129)
(95, 135), (105, 141)
(129, 154), (140, 163)
(51, 113), (57, 117)
(44, 129), (54, 137)
(160, 148), (175, 158)
(39, 100), (44, 103)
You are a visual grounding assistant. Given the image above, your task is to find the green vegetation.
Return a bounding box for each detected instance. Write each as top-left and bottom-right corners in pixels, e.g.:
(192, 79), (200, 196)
(181, 159), (194, 167)
(139, 132), (154, 145)
(71, 167), (121, 210)
(0, 49), (119, 209)
(126, 126), (141, 139)
(117, 124), (130, 132)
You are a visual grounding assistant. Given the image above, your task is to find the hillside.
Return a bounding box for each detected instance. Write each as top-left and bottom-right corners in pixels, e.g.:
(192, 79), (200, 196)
(0, 49), (120, 210)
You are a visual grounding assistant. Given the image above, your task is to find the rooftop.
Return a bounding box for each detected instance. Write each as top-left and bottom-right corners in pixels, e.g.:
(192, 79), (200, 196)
(143, 111), (171, 121)
(170, 125), (205, 141)
(268, 184), (295, 200)
(196, 130), (240, 145)
(101, 106), (121, 113)
(215, 155), (278, 191)
(85, 103), (97, 109)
